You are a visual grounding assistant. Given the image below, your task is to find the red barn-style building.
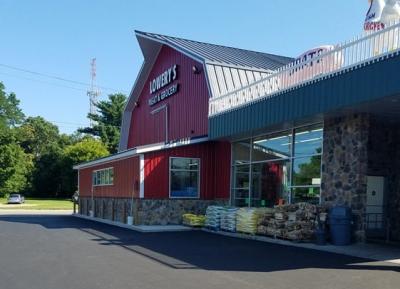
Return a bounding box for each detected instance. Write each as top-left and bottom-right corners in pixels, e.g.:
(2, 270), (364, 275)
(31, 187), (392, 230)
(74, 31), (292, 225)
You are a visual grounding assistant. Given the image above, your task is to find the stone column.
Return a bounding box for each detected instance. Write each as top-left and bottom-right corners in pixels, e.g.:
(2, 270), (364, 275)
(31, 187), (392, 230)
(321, 114), (370, 241)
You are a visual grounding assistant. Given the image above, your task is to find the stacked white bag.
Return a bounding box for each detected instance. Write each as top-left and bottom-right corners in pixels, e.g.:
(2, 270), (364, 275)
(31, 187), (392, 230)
(205, 206), (224, 230)
(220, 207), (238, 232)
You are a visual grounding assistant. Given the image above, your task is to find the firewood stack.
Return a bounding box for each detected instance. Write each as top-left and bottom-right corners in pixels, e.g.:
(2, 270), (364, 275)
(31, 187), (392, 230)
(257, 203), (327, 241)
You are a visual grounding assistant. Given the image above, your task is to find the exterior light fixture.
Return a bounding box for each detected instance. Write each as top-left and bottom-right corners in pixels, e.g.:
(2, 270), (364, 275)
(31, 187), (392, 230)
(192, 65), (201, 74)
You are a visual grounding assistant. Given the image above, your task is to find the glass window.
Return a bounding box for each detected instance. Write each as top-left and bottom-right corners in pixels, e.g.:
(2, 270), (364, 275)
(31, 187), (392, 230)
(231, 124), (323, 207)
(92, 172), (97, 185)
(171, 158), (199, 170)
(170, 158), (200, 198)
(292, 156), (322, 186)
(253, 132), (291, 162)
(291, 187), (320, 204)
(251, 160), (290, 207)
(232, 165), (250, 207)
(233, 189), (250, 207)
(93, 168), (114, 186)
(294, 126), (323, 156)
(100, 170), (105, 184)
(105, 170), (110, 185)
(109, 169), (114, 184)
(233, 140), (251, 165)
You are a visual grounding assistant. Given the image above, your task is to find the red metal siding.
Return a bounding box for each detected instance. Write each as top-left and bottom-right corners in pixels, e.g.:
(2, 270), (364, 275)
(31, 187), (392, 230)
(127, 45), (209, 148)
(144, 141), (231, 200)
(79, 156), (140, 198)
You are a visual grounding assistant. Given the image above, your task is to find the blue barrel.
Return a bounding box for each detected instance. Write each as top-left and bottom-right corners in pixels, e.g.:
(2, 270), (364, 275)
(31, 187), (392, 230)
(329, 206), (352, 246)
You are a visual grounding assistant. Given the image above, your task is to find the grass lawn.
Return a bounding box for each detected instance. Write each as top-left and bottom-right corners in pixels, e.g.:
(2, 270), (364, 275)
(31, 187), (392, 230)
(0, 198), (74, 210)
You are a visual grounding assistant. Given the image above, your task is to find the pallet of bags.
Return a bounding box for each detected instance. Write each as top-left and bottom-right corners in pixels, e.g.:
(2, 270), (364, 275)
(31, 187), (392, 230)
(182, 214), (206, 227)
(236, 208), (262, 234)
(204, 206), (224, 230)
(220, 207), (238, 232)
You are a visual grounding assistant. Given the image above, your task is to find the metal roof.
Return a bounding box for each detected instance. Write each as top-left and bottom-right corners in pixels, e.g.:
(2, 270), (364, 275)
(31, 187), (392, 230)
(119, 30), (293, 151)
(135, 30), (293, 71)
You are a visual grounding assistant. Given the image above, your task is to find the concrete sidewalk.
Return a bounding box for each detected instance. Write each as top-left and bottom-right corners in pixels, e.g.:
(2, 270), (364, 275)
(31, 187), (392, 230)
(74, 213), (192, 233)
(204, 229), (400, 265)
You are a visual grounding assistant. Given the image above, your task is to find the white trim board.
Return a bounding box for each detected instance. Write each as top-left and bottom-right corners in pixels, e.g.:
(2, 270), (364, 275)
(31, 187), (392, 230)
(73, 137), (209, 170)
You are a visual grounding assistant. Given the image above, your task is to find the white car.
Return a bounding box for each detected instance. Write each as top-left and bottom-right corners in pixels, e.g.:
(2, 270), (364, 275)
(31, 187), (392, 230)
(7, 194), (25, 204)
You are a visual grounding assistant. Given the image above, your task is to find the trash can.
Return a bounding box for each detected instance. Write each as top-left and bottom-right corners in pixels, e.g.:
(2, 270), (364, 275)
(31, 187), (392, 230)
(329, 206), (352, 246)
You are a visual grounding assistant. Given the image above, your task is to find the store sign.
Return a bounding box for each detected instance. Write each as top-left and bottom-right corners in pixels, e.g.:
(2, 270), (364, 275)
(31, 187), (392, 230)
(364, 0), (400, 31)
(282, 45), (343, 86)
(148, 65), (179, 106)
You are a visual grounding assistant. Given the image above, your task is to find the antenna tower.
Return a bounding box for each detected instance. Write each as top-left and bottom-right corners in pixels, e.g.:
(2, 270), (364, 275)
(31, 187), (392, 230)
(87, 58), (101, 127)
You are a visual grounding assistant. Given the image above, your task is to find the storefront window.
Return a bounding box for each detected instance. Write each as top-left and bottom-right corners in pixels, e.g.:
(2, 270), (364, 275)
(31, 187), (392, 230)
(294, 126), (323, 156)
(291, 187), (321, 204)
(291, 125), (322, 203)
(232, 165), (250, 207)
(292, 156), (322, 186)
(232, 140), (251, 165)
(231, 124), (323, 207)
(252, 133), (291, 162)
(251, 161), (290, 207)
(170, 158), (200, 198)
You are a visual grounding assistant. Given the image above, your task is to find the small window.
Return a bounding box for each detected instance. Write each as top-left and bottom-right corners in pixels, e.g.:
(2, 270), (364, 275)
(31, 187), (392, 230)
(109, 169), (114, 184)
(92, 168), (114, 186)
(92, 172), (97, 185)
(170, 158), (200, 198)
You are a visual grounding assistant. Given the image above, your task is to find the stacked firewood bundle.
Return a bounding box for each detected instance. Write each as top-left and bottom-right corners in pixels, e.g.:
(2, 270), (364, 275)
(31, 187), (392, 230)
(257, 203), (327, 241)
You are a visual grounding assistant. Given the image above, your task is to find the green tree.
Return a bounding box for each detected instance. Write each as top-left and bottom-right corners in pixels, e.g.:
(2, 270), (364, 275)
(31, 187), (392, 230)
(14, 117), (65, 197)
(17, 116), (61, 158)
(29, 146), (64, 197)
(0, 82), (24, 130)
(79, 93), (126, 153)
(0, 134), (33, 197)
(0, 84), (30, 197)
(61, 138), (109, 193)
(63, 138), (109, 163)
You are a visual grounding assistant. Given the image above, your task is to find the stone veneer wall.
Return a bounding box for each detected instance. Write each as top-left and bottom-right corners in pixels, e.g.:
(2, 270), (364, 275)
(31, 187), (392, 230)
(321, 114), (369, 241)
(322, 114), (400, 241)
(79, 197), (228, 225)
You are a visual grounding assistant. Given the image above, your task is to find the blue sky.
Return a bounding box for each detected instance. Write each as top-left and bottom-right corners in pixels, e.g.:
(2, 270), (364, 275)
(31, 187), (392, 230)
(0, 0), (368, 134)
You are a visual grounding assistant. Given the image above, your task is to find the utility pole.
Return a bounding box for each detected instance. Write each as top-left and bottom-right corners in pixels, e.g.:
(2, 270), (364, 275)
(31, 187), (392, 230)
(87, 58), (101, 127)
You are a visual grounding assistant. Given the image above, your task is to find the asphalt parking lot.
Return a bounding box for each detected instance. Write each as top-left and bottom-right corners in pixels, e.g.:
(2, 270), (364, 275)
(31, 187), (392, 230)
(0, 214), (399, 289)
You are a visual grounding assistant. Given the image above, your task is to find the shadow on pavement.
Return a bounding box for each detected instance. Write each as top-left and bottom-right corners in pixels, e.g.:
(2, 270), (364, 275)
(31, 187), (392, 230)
(1, 214), (400, 273)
